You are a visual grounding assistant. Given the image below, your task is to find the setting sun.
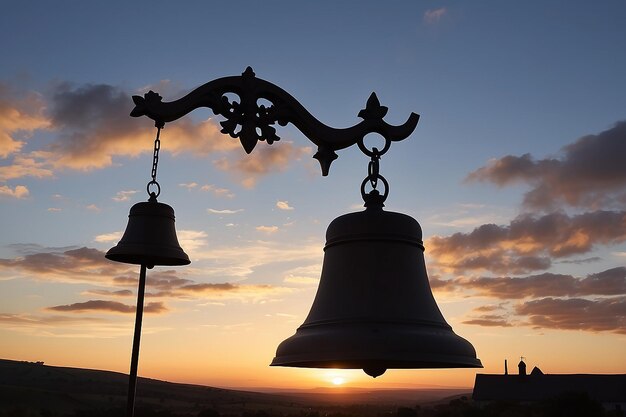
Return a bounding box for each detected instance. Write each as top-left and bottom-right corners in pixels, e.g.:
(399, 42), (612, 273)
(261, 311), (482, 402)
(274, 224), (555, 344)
(332, 377), (345, 386)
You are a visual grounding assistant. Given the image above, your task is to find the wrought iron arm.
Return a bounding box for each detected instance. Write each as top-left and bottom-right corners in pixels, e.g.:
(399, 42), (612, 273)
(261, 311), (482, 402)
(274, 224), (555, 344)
(130, 67), (419, 176)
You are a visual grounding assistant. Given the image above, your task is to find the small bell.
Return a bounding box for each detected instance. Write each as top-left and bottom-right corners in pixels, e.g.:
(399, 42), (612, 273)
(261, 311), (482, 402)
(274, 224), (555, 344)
(106, 197), (190, 268)
(105, 123), (190, 417)
(271, 192), (481, 377)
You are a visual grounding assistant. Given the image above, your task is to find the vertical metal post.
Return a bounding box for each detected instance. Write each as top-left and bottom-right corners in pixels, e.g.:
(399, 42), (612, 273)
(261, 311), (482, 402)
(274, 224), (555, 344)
(127, 264), (147, 417)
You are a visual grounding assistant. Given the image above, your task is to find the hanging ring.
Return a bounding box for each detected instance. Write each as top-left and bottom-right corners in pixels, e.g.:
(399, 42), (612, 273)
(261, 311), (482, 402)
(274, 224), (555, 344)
(147, 180), (161, 200)
(357, 136), (391, 158)
(361, 173), (389, 203)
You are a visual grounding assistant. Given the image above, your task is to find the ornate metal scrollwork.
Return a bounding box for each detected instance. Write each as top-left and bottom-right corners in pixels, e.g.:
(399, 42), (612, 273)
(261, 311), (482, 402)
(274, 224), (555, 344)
(130, 67), (419, 175)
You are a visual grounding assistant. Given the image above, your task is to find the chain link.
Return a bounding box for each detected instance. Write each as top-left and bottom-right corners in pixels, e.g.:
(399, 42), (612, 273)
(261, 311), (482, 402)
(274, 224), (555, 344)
(368, 147), (380, 190)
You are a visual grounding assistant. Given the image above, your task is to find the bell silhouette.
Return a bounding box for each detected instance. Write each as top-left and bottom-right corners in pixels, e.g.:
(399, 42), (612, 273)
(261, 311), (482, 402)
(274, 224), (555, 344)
(106, 198), (190, 268)
(271, 194), (481, 377)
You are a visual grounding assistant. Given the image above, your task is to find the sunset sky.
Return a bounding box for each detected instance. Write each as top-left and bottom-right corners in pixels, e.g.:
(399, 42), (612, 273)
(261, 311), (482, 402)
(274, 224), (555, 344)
(1, 1), (625, 390)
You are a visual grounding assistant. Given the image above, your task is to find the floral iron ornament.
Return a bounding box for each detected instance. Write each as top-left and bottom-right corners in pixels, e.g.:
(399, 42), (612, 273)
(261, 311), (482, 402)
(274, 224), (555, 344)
(130, 67), (420, 175)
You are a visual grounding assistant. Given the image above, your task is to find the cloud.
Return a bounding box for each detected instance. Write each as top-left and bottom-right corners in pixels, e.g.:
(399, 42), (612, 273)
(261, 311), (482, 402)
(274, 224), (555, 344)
(515, 297), (626, 334)
(424, 8), (447, 24)
(256, 225), (279, 234)
(94, 232), (123, 243)
(1, 81), (310, 187)
(0, 241), (319, 308)
(112, 190), (137, 202)
(46, 300), (167, 314)
(83, 289), (133, 297)
(0, 155), (54, 181)
(0, 312), (166, 338)
(428, 211), (626, 274)
(207, 208), (244, 215)
(467, 121), (626, 210)
(169, 282), (292, 301)
(214, 142), (311, 188)
(192, 239), (322, 278)
(0, 82), (50, 158)
(176, 229), (208, 255)
(462, 315), (513, 328)
(200, 184), (234, 198)
(282, 264), (321, 285)
(0, 184), (29, 198)
(179, 182), (198, 190)
(444, 267), (626, 299)
(438, 268), (626, 334)
(1, 82), (241, 181)
(276, 200), (294, 211)
(0, 246), (126, 285)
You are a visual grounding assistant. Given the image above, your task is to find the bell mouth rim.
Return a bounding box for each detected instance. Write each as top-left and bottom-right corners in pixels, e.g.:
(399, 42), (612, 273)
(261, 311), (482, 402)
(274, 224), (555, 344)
(104, 254), (191, 266)
(270, 357), (483, 369)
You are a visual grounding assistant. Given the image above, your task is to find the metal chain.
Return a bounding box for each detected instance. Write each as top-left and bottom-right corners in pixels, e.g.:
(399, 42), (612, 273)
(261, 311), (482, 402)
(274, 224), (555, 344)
(146, 124), (163, 200)
(151, 126), (161, 182)
(360, 146), (389, 205)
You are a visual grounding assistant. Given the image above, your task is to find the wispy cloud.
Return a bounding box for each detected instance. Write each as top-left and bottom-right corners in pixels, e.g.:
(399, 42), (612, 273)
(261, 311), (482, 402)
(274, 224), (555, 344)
(47, 299), (168, 314)
(192, 239), (322, 278)
(179, 182), (198, 190)
(207, 208), (244, 215)
(167, 282), (293, 302)
(256, 225), (279, 234)
(180, 182), (235, 198)
(0, 312), (165, 338)
(0, 243), (315, 306)
(176, 229), (208, 255)
(94, 232), (123, 243)
(200, 184), (234, 198)
(214, 143), (311, 188)
(276, 200), (294, 211)
(83, 289), (133, 297)
(112, 190), (137, 202)
(463, 314), (513, 328)
(283, 264), (320, 285)
(424, 8), (447, 25)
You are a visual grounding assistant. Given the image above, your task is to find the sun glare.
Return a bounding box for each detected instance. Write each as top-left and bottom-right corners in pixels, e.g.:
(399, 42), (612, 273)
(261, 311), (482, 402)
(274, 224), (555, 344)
(331, 377), (345, 385)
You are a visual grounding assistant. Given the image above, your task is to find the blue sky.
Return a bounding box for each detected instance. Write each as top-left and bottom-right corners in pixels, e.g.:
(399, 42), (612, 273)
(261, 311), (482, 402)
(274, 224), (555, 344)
(0, 1), (625, 389)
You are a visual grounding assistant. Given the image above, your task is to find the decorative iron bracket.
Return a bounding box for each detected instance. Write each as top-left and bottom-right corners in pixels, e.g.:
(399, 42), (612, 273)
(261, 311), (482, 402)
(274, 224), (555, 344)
(130, 67), (419, 176)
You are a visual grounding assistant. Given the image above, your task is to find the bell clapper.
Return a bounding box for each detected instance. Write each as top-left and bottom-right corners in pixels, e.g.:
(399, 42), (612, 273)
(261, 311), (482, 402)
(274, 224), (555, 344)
(364, 367), (387, 378)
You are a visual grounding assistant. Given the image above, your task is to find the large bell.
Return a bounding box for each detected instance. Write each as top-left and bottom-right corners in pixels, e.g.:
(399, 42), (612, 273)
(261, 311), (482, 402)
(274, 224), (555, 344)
(271, 196), (481, 377)
(106, 199), (190, 267)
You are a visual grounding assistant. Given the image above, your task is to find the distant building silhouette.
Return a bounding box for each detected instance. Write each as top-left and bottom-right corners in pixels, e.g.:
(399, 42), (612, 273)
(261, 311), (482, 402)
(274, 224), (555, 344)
(518, 358), (527, 376)
(473, 359), (626, 412)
